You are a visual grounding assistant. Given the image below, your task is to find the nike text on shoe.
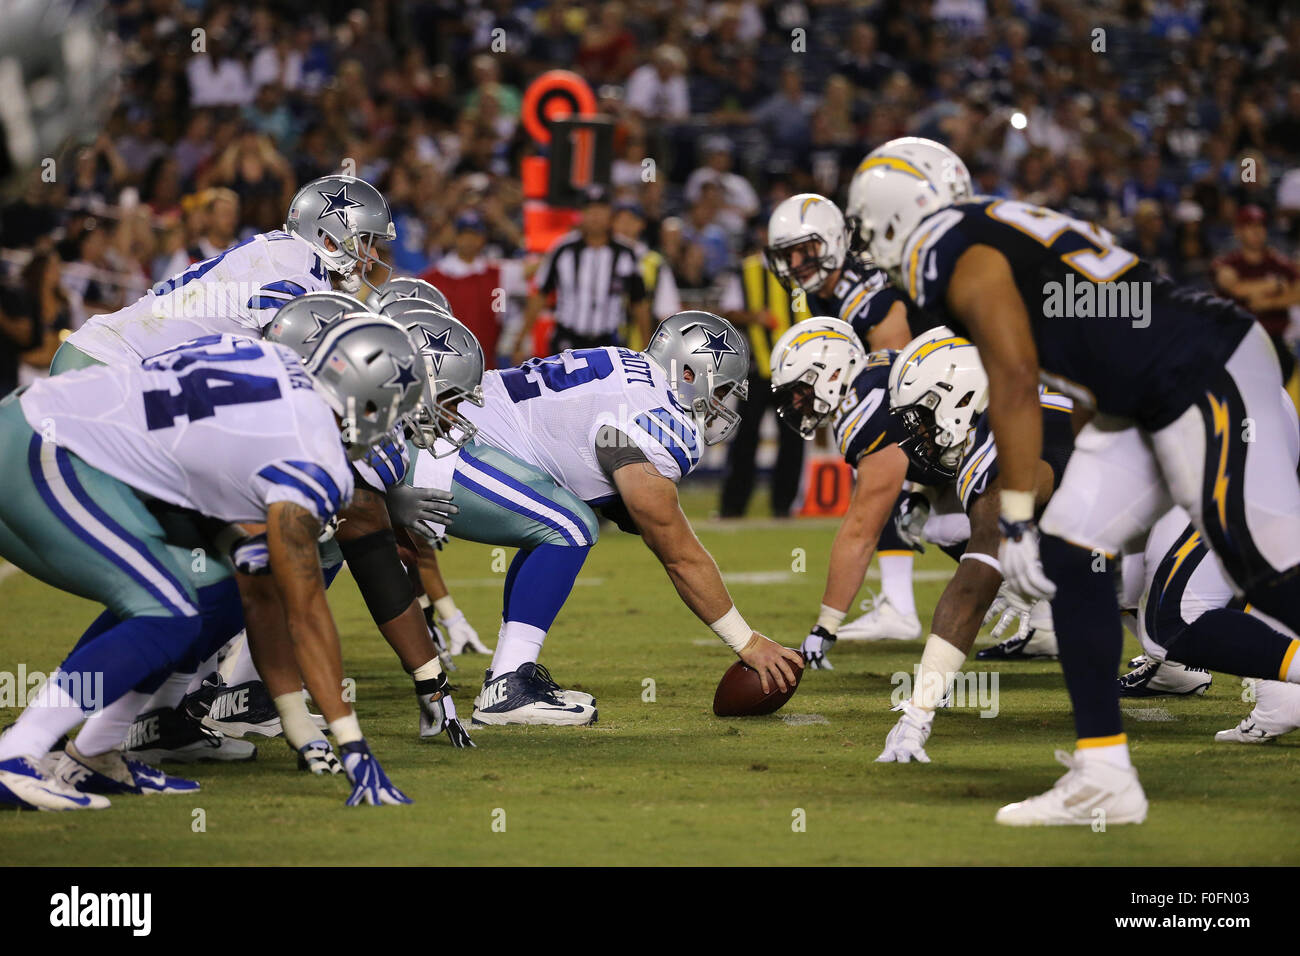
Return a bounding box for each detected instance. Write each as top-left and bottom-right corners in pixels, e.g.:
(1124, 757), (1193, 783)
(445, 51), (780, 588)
(126, 706), (256, 763)
(201, 681), (325, 738)
(836, 594), (922, 642)
(0, 756), (111, 811)
(471, 662), (597, 726)
(54, 741), (200, 796)
(1118, 656), (1211, 697)
(474, 666), (594, 709)
(995, 750), (1148, 826)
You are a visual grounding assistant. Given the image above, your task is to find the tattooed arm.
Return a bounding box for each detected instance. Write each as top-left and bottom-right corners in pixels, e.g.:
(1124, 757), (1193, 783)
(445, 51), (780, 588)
(265, 500), (351, 724)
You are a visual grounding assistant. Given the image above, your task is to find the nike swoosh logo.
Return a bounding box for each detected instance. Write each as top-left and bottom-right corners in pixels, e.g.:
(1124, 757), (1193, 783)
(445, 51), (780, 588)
(36, 786), (92, 806)
(538, 705), (587, 714)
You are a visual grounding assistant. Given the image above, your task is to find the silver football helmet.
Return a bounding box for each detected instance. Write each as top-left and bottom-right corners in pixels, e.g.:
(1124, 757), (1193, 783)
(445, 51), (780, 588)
(395, 307), (485, 454)
(263, 291), (366, 359)
(645, 311), (750, 445)
(371, 276), (450, 314)
(304, 313), (428, 458)
(284, 175), (396, 296)
(379, 295), (454, 326)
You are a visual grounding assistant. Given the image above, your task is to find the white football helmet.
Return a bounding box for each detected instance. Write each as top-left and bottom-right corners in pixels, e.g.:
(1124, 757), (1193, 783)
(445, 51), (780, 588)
(858, 137), (973, 205)
(888, 326), (988, 480)
(770, 318), (866, 439)
(845, 164), (949, 287)
(764, 194), (849, 294)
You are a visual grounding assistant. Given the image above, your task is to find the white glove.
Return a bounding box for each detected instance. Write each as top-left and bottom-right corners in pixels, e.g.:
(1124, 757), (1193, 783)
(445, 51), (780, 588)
(895, 492), (931, 553)
(876, 701), (934, 764)
(983, 582), (1034, 641)
(444, 611), (492, 655)
(997, 517), (1056, 602)
(800, 625), (836, 670)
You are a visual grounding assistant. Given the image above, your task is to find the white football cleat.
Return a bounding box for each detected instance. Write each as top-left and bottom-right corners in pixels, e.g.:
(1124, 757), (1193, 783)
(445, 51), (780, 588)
(1118, 656), (1211, 697)
(471, 663), (597, 727)
(0, 755), (111, 811)
(54, 741), (200, 796)
(1215, 718), (1285, 744)
(996, 750), (1148, 826)
(1216, 679), (1300, 742)
(837, 593), (922, 642)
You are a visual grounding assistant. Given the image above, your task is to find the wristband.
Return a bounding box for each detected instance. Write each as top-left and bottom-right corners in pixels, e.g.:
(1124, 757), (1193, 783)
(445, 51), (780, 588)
(709, 606), (752, 653)
(328, 712), (363, 746)
(816, 603), (847, 636)
(1000, 489), (1036, 523)
(433, 595), (459, 619)
(914, 634), (967, 711)
(960, 551), (1001, 573)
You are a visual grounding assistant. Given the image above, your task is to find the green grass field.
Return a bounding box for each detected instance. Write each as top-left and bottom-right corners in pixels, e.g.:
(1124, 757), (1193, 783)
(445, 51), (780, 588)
(2, 484), (1297, 865)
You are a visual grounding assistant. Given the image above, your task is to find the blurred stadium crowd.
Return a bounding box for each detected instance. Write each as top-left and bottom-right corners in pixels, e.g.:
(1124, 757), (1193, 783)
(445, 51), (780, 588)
(3, 0), (1300, 396)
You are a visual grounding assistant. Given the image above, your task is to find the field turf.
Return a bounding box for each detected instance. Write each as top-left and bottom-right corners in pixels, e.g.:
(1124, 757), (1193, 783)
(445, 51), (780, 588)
(2, 484), (1297, 865)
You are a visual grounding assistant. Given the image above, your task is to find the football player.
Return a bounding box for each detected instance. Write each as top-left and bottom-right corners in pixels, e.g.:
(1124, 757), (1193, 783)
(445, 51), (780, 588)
(0, 317), (421, 809)
(399, 311), (804, 726)
(771, 321), (1069, 675)
(52, 174), (396, 374)
(851, 152), (1300, 825)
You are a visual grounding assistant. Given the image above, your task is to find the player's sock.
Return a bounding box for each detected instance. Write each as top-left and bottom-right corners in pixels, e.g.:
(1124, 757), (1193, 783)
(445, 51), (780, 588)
(1165, 609), (1298, 681)
(72, 689), (151, 757)
(1041, 534), (1125, 742)
(490, 544), (591, 674)
(1076, 737), (1133, 770)
(144, 670), (197, 712)
(0, 675), (86, 760)
(491, 623), (547, 675)
(878, 553), (916, 617)
(219, 633), (262, 687)
(501, 548), (527, 620)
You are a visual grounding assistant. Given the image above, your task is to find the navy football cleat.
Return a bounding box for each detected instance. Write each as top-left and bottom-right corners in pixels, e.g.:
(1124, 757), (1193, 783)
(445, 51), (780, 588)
(471, 663), (597, 726)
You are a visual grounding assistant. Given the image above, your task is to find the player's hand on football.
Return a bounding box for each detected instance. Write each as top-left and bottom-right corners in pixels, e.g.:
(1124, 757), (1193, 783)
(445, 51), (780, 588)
(296, 738), (343, 775)
(983, 582), (1033, 641)
(444, 610), (492, 655)
(739, 633), (804, 694)
(997, 517), (1057, 602)
(800, 625), (836, 670)
(339, 739), (413, 806)
(876, 701), (933, 764)
(417, 674), (476, 748)
(387, 482), (458, 532)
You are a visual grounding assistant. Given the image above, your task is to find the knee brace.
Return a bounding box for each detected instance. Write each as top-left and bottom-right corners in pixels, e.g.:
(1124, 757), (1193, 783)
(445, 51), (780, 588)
(339, 529), (415, 625)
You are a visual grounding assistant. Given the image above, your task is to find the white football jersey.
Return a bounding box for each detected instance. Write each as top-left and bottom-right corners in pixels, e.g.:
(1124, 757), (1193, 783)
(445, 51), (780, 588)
(68, 231), (331, 366)
(463, 347), (702, 503)
(21, 334), (353, 525)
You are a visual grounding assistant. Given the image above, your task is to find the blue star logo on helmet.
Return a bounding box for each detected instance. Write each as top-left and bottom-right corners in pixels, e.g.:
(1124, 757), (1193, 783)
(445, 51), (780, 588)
(304, 309), (334, 344)
(691, 328), (737, 367)
(384, 355), (420, 394)
(419, 327), (461, 375)
(317, 183), (364, 226)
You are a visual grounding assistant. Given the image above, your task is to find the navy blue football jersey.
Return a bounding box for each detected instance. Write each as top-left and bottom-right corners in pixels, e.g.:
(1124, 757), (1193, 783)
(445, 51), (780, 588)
(811, 257), (909, 346)
(900, 198), (1254, 430)
(954, 387), (1076, 512)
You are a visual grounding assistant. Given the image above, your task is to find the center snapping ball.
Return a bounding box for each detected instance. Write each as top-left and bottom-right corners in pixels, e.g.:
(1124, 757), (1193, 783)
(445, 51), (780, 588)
(712, 658), (802, 716)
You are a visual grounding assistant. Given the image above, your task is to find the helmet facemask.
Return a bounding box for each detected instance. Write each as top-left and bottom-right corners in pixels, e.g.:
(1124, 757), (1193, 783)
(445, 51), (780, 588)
(765, 234), (836, 294)
(337, 391), (405, 460)
(773, 373), (832, 440)
(410, 370), (485, 456)
(893, 388), (978, 480)
(670, 359), (748, 445)
(320, 227), (393, 297)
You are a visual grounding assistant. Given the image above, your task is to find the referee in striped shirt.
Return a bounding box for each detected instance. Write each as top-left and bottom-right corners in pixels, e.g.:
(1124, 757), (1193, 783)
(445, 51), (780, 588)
(516, 185), (650, 361)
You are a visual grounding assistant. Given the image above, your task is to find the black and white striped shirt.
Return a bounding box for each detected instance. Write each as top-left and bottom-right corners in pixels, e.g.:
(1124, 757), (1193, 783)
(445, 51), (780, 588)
(535, 231), (646, 337)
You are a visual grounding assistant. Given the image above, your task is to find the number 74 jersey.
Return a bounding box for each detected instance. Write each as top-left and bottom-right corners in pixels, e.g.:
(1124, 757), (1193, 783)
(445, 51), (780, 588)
(18, 335), (353, 526)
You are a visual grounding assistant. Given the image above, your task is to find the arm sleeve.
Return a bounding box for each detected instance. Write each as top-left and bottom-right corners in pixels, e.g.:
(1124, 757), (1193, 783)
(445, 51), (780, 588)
(595, 424), (652, 476)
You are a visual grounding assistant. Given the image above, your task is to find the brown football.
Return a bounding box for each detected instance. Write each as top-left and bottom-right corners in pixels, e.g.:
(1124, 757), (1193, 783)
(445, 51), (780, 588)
(712, 658), (803, 716)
